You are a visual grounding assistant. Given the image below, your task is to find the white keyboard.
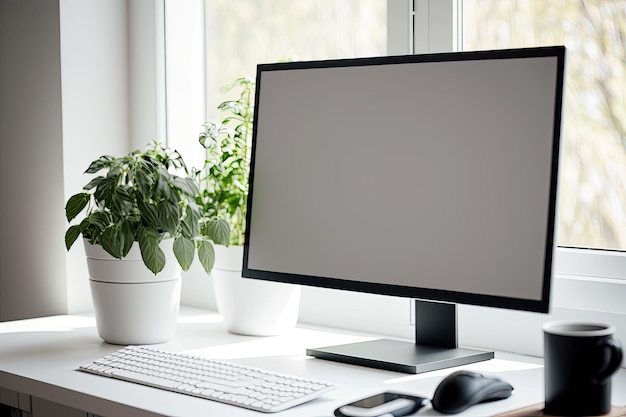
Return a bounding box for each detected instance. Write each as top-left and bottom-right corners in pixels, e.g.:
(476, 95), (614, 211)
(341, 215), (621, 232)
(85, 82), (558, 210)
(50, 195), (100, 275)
(78, 346), (337, 413)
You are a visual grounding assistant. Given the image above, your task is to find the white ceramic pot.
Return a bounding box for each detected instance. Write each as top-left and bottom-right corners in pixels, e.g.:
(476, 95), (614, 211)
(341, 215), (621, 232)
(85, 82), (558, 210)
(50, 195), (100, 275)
(84, 238), (182, 345)
(212, 245), (301, 336)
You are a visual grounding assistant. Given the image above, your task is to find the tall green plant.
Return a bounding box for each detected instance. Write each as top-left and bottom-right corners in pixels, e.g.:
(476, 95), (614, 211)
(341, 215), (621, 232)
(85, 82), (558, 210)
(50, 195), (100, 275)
(65, 142), (230, 274)
(198, 77), (254, 246)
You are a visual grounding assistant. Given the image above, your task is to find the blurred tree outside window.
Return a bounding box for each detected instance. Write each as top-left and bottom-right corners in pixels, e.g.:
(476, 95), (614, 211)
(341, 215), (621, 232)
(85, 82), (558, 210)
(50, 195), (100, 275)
(204, 0), (387, 122)
(463, 0), (626, 251)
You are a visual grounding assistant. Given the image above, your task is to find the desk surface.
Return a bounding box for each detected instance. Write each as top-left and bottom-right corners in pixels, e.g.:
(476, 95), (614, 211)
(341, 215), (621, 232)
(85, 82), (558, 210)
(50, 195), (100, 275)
(1, 307), (625, 417)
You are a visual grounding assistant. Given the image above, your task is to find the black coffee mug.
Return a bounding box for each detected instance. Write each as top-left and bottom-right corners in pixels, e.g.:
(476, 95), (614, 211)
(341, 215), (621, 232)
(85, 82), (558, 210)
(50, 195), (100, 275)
(543, 321), (623, 416)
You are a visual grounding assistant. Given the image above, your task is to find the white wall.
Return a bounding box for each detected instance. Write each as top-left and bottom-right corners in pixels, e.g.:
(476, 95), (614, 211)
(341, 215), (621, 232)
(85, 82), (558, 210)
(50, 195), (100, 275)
(163, 0), (206, 168)
(128, 0), (166, 149)
(0, 0), (67, 321)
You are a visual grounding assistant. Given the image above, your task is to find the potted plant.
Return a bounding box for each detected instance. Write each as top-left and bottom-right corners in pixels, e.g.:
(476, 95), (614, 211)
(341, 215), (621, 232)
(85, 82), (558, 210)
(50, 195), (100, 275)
(65, 141), (229, 344)
(198, 77), (253, 247)
(198, 77), (300, 336)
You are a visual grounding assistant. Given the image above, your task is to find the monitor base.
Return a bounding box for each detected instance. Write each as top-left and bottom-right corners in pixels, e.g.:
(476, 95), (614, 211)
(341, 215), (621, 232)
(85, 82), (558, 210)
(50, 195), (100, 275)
(306, 339), (494, 374)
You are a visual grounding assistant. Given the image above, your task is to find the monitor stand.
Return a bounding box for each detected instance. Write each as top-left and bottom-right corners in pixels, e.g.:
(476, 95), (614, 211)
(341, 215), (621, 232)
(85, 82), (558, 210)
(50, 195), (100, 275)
(306, 300), (494, 374)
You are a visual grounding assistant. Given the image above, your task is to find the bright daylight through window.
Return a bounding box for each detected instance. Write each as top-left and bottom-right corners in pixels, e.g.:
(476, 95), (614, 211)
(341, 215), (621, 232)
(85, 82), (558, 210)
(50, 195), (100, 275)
(203, 1), (386, 120)
(202, 0), (626, 268)
(464, 0), (626, 252)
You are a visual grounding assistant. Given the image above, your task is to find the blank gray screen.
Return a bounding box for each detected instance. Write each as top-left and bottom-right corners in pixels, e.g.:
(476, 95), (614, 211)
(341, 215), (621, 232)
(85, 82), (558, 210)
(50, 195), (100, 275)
(247, 55), (559, 302)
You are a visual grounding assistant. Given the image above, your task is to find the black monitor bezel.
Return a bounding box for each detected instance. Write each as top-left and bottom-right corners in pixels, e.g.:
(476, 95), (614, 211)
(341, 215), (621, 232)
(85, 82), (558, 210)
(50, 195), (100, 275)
(242, 46), (566, 314)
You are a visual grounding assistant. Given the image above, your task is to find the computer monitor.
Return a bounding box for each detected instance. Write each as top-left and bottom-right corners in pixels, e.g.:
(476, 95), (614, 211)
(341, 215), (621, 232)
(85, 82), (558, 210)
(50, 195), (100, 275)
(242, 46), (566, 374)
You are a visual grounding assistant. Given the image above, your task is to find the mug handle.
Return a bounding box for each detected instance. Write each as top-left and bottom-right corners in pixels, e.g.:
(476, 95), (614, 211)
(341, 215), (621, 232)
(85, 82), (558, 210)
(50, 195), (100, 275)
(592, 339), (623, 384)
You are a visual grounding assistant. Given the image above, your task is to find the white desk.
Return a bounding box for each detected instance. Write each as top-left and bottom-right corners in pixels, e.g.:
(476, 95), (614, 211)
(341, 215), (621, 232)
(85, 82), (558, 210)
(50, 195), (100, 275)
(1, 307), (625, 417)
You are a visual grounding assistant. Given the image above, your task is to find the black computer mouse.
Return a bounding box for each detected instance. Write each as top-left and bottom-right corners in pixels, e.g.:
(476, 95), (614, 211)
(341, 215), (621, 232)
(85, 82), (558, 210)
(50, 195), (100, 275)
(431, 370), (513, 414)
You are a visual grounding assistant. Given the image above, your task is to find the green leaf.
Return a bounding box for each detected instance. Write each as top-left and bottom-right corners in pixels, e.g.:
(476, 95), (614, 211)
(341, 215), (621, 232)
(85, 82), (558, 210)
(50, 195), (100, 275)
(138, 227), (165, 274)
(65, 193), (90, 222)
(155, 167), (171, 194)
(100, 224), (125, 259)
(199, 128), (217, 148)
(138, 198), (159, 227)
(181, 203), (201, 237)
(197, 239), (215, 274)
(158, 201), (179, 236)
(85, 155), (114, 174)
(83, 176), (105, 191)
(206, 218), (231, 245)
(134, 168), (154, 197)
(111, 186), (133, 214)
(119, 220), (135, 258)
(172, 176), (198, 197)
(65, 225), (82, 250)
(78, 217), (94, 239)
(87, 211), (111, 230)
(93, 176), (117, 204)
(173, 235), (195, 271)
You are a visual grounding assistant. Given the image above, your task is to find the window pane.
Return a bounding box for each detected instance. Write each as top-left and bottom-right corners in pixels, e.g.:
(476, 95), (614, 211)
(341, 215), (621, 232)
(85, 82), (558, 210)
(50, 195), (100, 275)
(204, 0), (386, 119)
(463, 0), (626, 251)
